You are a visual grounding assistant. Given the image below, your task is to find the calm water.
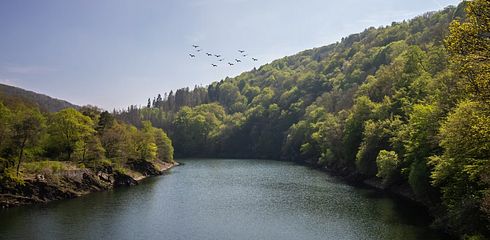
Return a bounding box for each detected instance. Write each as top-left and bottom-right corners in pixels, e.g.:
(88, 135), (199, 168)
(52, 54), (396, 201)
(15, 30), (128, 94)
(0, 159), (448, 240)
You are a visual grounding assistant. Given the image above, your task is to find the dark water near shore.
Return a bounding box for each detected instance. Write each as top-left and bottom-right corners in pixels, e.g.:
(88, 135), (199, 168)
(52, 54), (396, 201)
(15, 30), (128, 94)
(0, 159), (448, 240)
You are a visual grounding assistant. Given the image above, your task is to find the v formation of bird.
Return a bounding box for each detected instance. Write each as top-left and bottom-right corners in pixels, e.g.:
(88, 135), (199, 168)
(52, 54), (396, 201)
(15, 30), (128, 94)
(189, 45), (259, 67)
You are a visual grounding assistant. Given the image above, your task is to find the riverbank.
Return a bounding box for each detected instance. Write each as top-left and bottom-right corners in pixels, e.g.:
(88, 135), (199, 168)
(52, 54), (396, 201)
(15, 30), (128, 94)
(0, 160), (177, 208)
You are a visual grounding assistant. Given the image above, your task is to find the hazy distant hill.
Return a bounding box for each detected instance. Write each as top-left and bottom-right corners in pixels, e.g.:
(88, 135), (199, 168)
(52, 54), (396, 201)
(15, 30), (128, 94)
(0, 83), (79, 112)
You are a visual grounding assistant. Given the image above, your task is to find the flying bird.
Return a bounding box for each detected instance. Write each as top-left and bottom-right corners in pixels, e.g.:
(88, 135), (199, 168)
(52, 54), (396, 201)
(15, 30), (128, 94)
(235, 59), (241, 63)
(206, 53), (213, 56)
(218, 58), (225, 62)
(211, 64), (218, 67)
(192, 45), (199, 48)
(214, 54), (221, 58)
(196, 49), (202, 52)
(252, 58), (258, 61)
(228, 62), (234, 66)
(238, 50), (245, 53)
(242, 54), (248, 57)
(189, 54), (196, 58)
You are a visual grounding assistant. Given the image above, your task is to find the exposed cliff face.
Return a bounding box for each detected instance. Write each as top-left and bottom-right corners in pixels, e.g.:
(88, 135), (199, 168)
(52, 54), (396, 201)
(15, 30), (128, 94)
(0, 160), (176, 208)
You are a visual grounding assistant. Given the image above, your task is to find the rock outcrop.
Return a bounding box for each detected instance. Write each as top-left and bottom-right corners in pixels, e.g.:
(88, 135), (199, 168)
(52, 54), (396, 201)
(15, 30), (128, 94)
(0, 160), (177, 208)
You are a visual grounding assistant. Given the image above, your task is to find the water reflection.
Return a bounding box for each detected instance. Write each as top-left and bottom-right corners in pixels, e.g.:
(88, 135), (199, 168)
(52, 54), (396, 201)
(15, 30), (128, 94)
(0, 159), (449, 240)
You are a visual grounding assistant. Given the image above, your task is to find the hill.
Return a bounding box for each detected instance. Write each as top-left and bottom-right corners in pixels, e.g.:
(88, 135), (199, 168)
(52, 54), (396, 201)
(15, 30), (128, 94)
(117, 1), (490, 238)
(0, 83), (79, 112)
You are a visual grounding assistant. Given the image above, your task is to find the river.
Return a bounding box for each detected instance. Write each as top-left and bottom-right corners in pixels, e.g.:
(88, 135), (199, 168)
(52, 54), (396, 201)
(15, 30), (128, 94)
(0, 159), (449, 240)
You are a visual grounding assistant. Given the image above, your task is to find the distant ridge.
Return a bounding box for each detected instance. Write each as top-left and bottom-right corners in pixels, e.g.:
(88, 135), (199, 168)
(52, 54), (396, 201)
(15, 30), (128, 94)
(0, 83), (79, 112)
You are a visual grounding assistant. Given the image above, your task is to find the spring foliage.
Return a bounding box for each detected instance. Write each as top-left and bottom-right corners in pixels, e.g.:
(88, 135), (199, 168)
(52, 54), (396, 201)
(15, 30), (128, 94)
(115, 1), (490, 237)
(0, 103), (174, 187)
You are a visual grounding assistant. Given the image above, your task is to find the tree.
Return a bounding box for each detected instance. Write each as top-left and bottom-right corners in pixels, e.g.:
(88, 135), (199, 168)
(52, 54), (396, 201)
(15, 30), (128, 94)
(96, 111), (115, 134)
(135, 121), (158, 161)
(343, 96), (376, 165)
(355, 118), (401, 177)
(172, 104), (224, 157)
(445, 0), (490, 103)
(376, 150), (400, 186)
(436, 0), (490, 235)
(73, 134), (105, 163)
(100, 121), (129, 160)
(153, 128), (174, 163)
(0, 102), (13, 159)
(429, 101), (490, 235)
(11, 107), (46, 176)
(47, 108), (96, 160)
(314, 112), (346, 167)
(397, 104), (441, 203)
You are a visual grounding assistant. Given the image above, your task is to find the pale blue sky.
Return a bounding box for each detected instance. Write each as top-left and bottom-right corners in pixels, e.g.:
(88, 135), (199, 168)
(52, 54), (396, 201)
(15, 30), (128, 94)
(0, 0), (460, 110)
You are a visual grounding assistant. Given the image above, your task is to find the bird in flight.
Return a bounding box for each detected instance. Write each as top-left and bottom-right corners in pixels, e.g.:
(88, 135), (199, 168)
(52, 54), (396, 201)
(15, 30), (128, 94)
(235, 59), (241, 63)
(196, 49), (202, 52)
(242, 54), (248, 57)
(238, 50), (245, 53)
(189, 54), (196, 58)
(218, 58), (224, 62)
(228, 62), (234, 66)
(206, 53), (212, 56)
(252, 58), (258, 61)
(214, 54), (221, 58)
(211, 64), (218, 67)
(192, 45), (199, 48)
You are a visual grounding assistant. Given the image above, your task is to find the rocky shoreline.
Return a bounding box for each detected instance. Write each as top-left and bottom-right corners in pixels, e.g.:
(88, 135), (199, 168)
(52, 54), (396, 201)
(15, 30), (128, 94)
(0, 160), (177, 208)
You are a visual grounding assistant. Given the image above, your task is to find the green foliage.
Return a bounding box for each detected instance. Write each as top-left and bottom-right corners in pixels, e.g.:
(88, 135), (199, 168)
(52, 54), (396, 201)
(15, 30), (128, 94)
(408, 160), (434, 204)
(0, 102), (174, 190)
(445, 0), (490, 104)
(22, 161), (67, 174)
(0, 102), (14, 164)
(110, 4), (487, 236)
(172, 104), (225, 157)
(429, 100), (490, 234)
(0, 167), (25, 186)
(100, 121), (131, 160)
(344, 96), (377, 165)
(11, 106), (46, 176)
(356, 118), (401, 176)
(73, 135), (105, 163)
(153, 128), (174, 163)
(47, 108), (95, 160)
(376, 150), (400, 186)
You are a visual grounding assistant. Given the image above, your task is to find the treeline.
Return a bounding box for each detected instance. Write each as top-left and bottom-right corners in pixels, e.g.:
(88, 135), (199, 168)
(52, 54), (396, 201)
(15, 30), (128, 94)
(116, 1), (489, 238)
(0, 101), (174, 186)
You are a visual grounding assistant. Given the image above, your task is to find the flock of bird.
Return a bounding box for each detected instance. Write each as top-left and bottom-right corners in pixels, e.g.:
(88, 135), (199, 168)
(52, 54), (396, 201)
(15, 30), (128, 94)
(189, 45), (258, 67)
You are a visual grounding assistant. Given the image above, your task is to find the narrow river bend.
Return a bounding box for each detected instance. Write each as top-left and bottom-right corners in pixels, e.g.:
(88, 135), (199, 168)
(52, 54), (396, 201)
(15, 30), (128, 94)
(0, 159), (448, 240)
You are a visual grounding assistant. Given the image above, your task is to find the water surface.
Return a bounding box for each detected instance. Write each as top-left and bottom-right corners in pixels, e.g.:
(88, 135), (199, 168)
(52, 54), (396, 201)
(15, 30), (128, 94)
(0, 159), (448, 240)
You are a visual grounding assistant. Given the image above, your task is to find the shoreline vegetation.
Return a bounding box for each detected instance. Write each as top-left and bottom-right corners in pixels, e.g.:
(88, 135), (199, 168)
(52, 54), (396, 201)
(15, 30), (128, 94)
(0, 1), (488, 239)
(114, 1), (489, 238)
(0, 160), (177, 208)
(0, 105), (176, 209)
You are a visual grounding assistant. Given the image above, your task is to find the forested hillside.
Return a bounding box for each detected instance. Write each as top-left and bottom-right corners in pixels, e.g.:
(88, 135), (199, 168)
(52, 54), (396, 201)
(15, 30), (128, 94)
(0, 92), (175, 207)
(0, 83), (79, 112)
(116, 1), (489, 238)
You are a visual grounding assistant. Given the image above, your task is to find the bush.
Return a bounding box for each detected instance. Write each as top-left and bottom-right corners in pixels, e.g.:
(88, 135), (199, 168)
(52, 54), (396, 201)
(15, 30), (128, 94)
(22, 161), (66, 174)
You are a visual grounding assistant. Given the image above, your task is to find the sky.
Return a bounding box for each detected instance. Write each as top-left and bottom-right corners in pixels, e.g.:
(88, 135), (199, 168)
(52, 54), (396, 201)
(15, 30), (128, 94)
(0, 0), (461, 110)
